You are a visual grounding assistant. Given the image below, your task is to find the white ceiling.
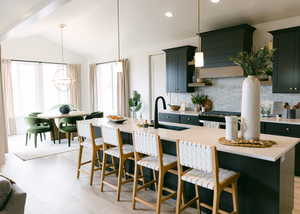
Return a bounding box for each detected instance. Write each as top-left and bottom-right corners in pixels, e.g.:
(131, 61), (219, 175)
(0, 0), (52, 36)
(3, 0), (300, 59)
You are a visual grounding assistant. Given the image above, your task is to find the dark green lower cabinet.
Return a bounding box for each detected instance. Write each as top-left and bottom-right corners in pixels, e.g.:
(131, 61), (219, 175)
(120, 132), (289, 214)
(159, 113), (199, 125)
(159, 112), (300, 176)
(180, 115), (199, 125)
(261, 122), (300, 176)
(158, 113), (180, 123)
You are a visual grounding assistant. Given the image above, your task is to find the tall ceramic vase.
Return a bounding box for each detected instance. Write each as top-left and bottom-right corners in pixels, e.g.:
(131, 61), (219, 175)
(241, 75), (261, 140)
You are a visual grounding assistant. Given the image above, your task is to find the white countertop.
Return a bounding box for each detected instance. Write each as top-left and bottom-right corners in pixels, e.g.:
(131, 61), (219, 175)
(81, 118), (300, 162)
(261, 117), (300, 125)
(161, 110), (300, 125)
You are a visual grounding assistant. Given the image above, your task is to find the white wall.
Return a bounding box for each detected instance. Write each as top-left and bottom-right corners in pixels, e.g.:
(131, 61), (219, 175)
(1, 35), (90, 111)
(126, 37), (198, 119)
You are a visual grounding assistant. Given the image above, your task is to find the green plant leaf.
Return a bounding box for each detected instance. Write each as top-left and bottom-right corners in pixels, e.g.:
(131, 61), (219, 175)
(230, 46), (275, 76)
(129, 90), (142, 112)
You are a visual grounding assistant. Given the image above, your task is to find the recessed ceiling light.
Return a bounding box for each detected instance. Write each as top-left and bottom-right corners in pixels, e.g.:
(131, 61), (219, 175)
(165, 12), (173, 18)
(210, 0), (220, 3)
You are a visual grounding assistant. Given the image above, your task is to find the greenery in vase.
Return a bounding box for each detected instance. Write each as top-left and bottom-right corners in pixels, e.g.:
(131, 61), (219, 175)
(191, 94), (208, 105)
(129, 90), (142, 113)
(230, 46), (275, 76)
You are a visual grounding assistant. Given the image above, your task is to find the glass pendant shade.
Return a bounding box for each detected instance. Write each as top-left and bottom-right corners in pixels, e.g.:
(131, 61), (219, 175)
(194, 51), (204, 67)
(52, 24), (74, 92)
(53, 65), (72, 92)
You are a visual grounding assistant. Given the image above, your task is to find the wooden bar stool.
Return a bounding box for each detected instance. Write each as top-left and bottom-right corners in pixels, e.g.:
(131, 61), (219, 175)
(100, 126), (135, 201)
(76, 121), (103, 186)
(132, 131), (177, 214)
(176, 140), (240, 214)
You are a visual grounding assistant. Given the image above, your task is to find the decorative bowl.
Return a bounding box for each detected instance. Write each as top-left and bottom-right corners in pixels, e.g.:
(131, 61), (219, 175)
(168, 104), (180, 111)
(59, 105), (71, 114)
(107, 115), (127, 124)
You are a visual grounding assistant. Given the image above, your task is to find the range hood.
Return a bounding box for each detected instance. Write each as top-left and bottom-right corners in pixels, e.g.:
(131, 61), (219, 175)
(198, 24), (256, 78)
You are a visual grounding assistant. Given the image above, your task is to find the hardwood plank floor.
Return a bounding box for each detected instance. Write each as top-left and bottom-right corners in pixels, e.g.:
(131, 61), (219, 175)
(294, 177), (300, 214)
(2, 135), (300, 214)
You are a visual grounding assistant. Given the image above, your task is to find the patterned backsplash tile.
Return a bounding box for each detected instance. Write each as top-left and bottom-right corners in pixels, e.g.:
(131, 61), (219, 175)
(167, 78), (300, 112)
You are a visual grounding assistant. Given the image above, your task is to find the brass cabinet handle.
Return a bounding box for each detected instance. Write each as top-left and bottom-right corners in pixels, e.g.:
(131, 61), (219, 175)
(289, 88), (293, 90)
(286, 127), (290, 132)
(295, 88), (298, 90)
(187, 118), (191, 120)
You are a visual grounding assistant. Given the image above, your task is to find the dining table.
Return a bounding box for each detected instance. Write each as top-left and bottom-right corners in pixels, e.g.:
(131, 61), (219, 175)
(38, 110), (88, 140)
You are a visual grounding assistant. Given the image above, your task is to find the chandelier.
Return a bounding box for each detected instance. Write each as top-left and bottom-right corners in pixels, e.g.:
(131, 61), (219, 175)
(53, 24), (73, 91)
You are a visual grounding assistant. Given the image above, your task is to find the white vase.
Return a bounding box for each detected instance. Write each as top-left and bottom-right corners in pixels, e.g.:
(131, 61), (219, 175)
(241, 75), (261, 140)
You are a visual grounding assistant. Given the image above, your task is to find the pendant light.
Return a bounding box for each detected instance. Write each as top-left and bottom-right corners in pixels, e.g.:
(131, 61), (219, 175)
(194, 0), (204, 67)
(53, 24), (73, 91)
(116, 0), (123, 73)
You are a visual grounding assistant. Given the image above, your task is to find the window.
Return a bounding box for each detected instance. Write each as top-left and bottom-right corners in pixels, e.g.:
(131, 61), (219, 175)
(11, 61), (70, 134)
(42, 63), (70, 110)
(95, 62), (118, 115)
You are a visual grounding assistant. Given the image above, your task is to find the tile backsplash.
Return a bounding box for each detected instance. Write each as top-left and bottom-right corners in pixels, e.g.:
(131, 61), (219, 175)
(167, 78), (300, 112)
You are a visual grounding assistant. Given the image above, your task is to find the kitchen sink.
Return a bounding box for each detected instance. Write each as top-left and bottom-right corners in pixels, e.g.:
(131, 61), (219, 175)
(158, 124), (189, 131)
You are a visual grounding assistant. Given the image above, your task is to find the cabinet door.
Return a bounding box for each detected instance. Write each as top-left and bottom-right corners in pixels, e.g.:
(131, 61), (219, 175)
(159, 113), (180, 123)
(261, 122), (300, 176)
(176, 50), (187, 93)
(273, 31), (297, 93)
(166, 53), (178, 93)
(180, 115), (199, 125)
(295, 30), (300, 93)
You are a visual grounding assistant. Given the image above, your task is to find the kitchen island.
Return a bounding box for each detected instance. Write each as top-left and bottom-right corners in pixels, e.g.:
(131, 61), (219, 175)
(85, 118), (299, 214)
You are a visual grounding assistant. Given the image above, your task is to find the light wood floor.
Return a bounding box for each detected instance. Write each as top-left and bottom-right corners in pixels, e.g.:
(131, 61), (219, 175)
(294, 177), (300, 214)
(2, 135), (300, 214)
(2, 135), (198, 214)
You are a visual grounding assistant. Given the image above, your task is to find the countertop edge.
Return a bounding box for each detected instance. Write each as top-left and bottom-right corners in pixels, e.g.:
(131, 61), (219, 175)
(87, 118), (299, 163)
(160, 110), (300, 125)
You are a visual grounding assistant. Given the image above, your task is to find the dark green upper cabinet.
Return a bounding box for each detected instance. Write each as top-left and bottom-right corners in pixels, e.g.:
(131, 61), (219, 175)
(270, 27), (300, 93)
(163, 46), (196, 93)
(200, 24), (256, 68)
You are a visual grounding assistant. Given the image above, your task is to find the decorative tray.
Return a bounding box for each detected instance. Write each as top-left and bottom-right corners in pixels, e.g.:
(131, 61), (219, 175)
(218, 137), (276, 148)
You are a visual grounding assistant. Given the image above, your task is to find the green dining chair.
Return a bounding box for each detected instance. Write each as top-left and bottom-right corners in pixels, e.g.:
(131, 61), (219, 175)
(58, 116), (84, 147)
(28, 112), (52, 141)
(24, 116), (55, 148)
(85, 111), (103, 120)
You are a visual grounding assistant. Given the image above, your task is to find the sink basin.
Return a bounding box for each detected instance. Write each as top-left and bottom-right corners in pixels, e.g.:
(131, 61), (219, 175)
(158, 124), (189, 131)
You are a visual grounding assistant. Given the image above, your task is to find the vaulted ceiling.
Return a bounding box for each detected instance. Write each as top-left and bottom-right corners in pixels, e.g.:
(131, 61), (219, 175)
(2, 0), (300, 59)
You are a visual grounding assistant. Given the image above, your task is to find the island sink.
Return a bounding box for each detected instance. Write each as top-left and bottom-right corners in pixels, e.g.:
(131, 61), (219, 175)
(158, 124), (189, 131)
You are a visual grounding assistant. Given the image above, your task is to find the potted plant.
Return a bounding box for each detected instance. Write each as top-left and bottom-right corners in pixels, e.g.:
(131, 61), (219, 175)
(191, 94), (208, 112)
(129, 91), (142, 119)
(230, 46), (275, 140)
(265, 69), (273, 81)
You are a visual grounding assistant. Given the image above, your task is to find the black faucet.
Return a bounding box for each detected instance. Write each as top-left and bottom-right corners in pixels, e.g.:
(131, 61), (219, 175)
(154, 96), (166, 129)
